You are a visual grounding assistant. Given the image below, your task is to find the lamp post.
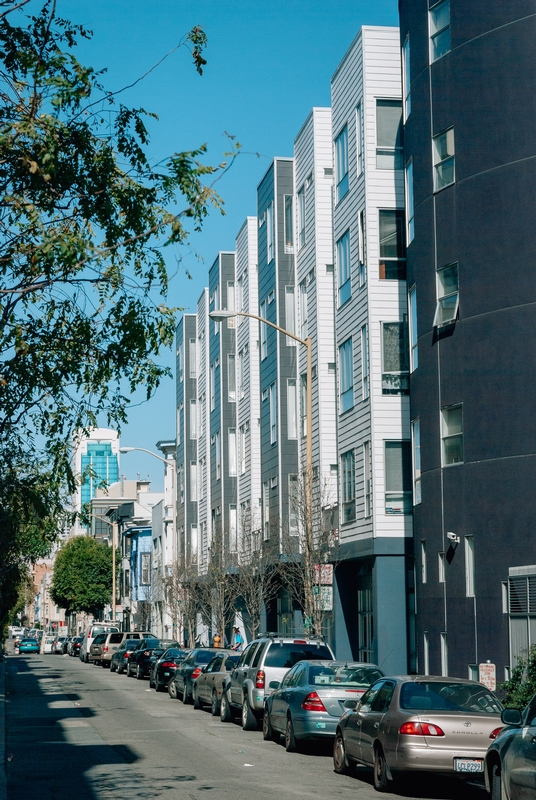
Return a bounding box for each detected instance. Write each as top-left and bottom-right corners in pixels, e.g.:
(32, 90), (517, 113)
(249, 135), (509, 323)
(119, 446), (175, 466)
(208, 309), (314, 564)
(86, 514), (118, 621)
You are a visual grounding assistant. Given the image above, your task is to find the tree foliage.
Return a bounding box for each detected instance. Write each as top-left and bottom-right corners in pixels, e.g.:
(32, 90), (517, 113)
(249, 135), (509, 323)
(500, 646), (536, 709)
(50, 535), (116, 615)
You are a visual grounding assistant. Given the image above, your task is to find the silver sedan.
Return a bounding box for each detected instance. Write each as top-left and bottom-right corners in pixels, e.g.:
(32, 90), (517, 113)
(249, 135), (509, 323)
(263, 660), (384, 751)
(485, 694), (536, 799)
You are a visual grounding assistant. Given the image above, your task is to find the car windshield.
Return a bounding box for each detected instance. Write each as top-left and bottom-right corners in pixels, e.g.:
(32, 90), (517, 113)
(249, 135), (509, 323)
(91, 626), (119, 636)
(162, 649), (183, 659)
(400, 682), (502, 713)
(195, 650), (220, 664)
(123, 639), (141, 649)
(308, 664), (383, 688)
(264, 643), (333, 669)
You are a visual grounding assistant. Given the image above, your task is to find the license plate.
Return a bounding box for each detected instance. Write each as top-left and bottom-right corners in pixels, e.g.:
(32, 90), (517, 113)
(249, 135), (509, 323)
(454, 759), (483, 773)
(164, 672), (170, 676)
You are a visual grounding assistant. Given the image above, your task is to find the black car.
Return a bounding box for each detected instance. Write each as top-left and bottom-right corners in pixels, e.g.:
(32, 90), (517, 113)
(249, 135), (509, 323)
(69, 636), (83, 657)
(126, 638), (179, 680)
(149, 648), (189, 692)
(110, 638), (143, 674)
(168, 648), (225, 704)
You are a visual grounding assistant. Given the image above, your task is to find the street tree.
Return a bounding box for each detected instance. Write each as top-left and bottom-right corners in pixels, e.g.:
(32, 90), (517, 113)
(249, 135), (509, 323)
(50, 534), (117, 616)
(236, 506), (279, 640)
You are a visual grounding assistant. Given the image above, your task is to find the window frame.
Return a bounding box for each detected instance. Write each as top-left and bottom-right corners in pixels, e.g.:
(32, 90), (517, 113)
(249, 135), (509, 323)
(432, 127), (455, 192)
(338, 337), (354, 414)
(361, 324), (369, 400)
(405, 159), (415, 244)
(269, 382), (277, 445)
(379, 209), (406, 280)
(228, 353), (236, 402)
(341, 449), (356, 524)
(376, 99), (403, 170)
(228, 428), (237, 477)
(411, 418), (422, 505)
(408, 285), (419, 370)
(266, 201), (274, 263)
(284, 195), (294, 251)
(429, 0), (451, 63)
(441, 403), (464, 466)
(287, 379), (298, 440)
(190, 399), (197, 439)
(384, 440), (412, 515)
(335, 124), (349, 202)
(402, 36), (411, 120)
(337, 229), (351, 306)
(260, 299), (268, 360)
(190, 461), (197, 502)
(297, 186), (306, 249)
(381, 321), (409, 396)
(434, 262), (459, 327)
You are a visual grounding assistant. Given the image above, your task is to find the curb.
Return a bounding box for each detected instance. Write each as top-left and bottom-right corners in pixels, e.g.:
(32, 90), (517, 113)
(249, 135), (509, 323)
(0, 654), (6, 800)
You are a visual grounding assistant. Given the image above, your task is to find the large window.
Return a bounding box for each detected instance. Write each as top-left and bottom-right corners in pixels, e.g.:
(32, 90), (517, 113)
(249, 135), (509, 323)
(210, 360), (218, 411)
(297, 186), (306, 249)
(141, 552), (150, 585)
(266, 202), (274, 263)
(239, 425), (246, 474)
(341, 450), (356, 523)
(260, 299), (267, 360)
(384, 441), (412, 514)
(356, 104), (363, 175)
(288, 475), (299, 536)
(465, 536), (475, 597)
(189, 338), (196, 378)
(285, 286), (296, 345)
(300, 281), (308, 339)
(190, 461), (197, 502)
(434, 263), (459, 326)
(358, 210), (366, 286)
(402, 36), (411, 120)
(263, 482), (270, 540)
(300, 373), (307, 438)
(441, 404), (463, 465)
(190, 399), (197, 439)
(177, 342), (183, 382)
(335, 125), (349, 202)
(405, 160), (414, 244)
(382, 322), (409, 395)
(429, 0), (451, 63)
(339, 338), (354, 413)
(228, 354), (236, 402)
(376, 100), (403, 170)
(287, 379), (298, 439)
(226, 281), (235, 328)
(269, 382), (277, 444)
(228, 428), (237, 476)
(361, 324), (369, 400)
(229, 505), (237, 552)
(215, 430), (221, 480)
(408, 285), (418, 371)
(284, 195), (294, 250)
(411, 418), (422, 505)
(379, 210), (406, 280)
(433, 128), (455, 191)
(337, 230), (351, 306)
(364, 441), (372, 517)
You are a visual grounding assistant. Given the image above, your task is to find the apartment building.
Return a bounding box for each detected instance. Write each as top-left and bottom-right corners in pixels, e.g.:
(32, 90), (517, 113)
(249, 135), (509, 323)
(330, 27), (411, 674)
(176, 314), (198, 564)
(399, 1), (536, 680)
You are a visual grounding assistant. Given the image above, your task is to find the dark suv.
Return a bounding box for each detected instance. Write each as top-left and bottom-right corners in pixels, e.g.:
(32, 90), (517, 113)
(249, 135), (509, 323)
(222, 635), (334, 730)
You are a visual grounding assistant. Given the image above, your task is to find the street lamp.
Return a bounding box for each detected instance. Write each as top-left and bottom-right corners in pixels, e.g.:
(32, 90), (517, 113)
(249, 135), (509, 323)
(87, 514), (118, 621)
(208, 309), (313, 550)
(119, 446), (175, 465)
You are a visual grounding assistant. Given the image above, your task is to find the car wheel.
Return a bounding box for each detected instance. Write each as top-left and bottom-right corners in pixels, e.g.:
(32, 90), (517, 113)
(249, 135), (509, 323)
(373, 746), (392, 792)
(84, 653), (89, 663)
(262, 706), (274, 741)
(220, 691), (233, 722)
(193, 687), (202, 709)
(155, 680), (165, 693)
(168, 680), (178, 700)
(491, 764), (502, 800)
(149, 673), (155, 688)
(285, 715), (299, 752)
(126, 662), (133, 677)
(136, 665), (144, 680)
(333, 730), (354, 775)
(211, 691), (220, 717)
(182, 682), (192, 705)
(242, 696), (258, 731)
(110, 661), (117, 673)
(117, 663), (124, 675)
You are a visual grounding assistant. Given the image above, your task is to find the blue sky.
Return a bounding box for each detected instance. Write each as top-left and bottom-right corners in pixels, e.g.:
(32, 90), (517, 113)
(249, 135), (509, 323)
(58, 0), (400, 489)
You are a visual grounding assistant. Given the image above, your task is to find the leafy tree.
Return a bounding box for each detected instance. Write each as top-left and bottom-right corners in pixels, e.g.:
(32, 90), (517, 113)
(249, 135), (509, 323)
(50, 535), (117, 616)
(500, 646), (536, 709)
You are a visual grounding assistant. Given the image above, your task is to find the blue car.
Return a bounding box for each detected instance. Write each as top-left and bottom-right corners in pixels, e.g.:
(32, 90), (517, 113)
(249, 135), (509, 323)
(18, 638), (40, 654)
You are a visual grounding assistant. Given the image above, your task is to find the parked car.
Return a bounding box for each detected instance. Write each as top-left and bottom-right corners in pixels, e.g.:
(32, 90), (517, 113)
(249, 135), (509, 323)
(18, 638), (41, 654)
(485, 693), (536, 800)
(263, 660), (384, 751)
(53, 637), (67, 654)
(88, 633), (108, 664)
(223, 634), (335, 730)
(10, 626), (25, 639)
(333, 676), (503, 791)
(193, 653), (239, 715)
(150, 648), (189, 692)
(41, 635), (55, 654)
(169, 648), (225, 704)
(68, 636), (83, 657)
(110, 639), (144, 674)
(80, 622), (120, 663)
(61, 637), (73, 654)
(97, 631), (156, 668)
(126, 638), (179, 679)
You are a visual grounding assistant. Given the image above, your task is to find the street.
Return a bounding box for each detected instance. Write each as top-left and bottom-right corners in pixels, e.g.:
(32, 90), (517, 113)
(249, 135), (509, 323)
(4, 649), (489, 800)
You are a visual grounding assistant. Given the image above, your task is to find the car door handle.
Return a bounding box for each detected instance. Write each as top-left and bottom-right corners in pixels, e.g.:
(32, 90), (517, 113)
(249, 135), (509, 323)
(374, 723), (379, 728)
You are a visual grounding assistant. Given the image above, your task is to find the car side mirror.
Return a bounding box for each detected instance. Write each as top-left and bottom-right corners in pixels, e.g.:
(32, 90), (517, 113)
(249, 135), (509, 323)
(344, 699), (358, 710)
(269, 681), (280, 690)
(501, 708), (522, 725)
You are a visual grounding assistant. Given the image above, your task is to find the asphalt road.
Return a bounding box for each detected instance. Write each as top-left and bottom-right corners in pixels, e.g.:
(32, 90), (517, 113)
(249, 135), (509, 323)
(4, 648), (490, 800)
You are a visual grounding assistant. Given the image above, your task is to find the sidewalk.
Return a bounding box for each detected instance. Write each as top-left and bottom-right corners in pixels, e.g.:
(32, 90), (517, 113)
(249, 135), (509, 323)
(0, 649), (7, 800)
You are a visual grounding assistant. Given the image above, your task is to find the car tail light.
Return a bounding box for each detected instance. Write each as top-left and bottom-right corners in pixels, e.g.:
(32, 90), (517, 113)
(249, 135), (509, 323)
(255, 670), (265, 689)
(143, 650), (152, 656)
(293, 640), (307, 644)
(191, 667), (203, 680)
(302, 692), (327, 712)
(125, 653), (131, 658)
(490, 727), (503, 740)
(345, 689), (366, 695)
(399, 721), (445, 737)
(160, 661), (177, 669)
(103, 646), (108, 652)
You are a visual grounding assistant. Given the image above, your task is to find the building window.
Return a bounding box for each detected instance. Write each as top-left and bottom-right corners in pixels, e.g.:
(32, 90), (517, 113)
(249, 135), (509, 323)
(228, 428), (237, 476)
(356, 104), (363, 175)
(440, 632), (448, 677)
(141, 552), (150, 585)
(361, 324), (369, 400)
(430, 0), (451, 63)
(408, 286), (418, 370)
(300, 373), (307, 438)
(465, 536), (475, 597)
(178, 463), (184, 504)
(210, 361), (217, 411)
(358, 210), (366, 286)
(285, 286), (296, 345)
(287, 379), (298, 439)
(215, 430), (221, 480)
(364, 441), (372, 517)
(212, 285), (220, 336)
(421, 540), (427, 583)
(405, 160), (414, 244)
(341, 450), (356, 523)
(177, 404), (182, 446)
(288, 475), (299, 536)
(382, 322), (409, 395)
(190, 400), (197, 439)
(199, 394), (205, 437)
(379, 210), (406, 280)
(266, 201), (274, 263)
(376, 99), (403, 170)
(189, 338), (196, 378)
(263, 482), (270, 540)
(238, 349), (245, 400)
(434, 263), (459, 326)
(433, 127), (455, 191)
(438, 552), (446, 583)
(384, 441), (412, 514)
(335, 124), (349, 202)
(284, 195), (293, 251)
(402, 36), (411, 120)
(239, 425), (246, 474)
(337, 230), (351, 306)
(190, 461), (197, 502)
(300, 280), (308, 339)
(199, 457), (205, 500)
(226, 280), (235, 328)
(228, 354), (236, 402)
(441, 404), (463, 465)
(260, 299), (267, 360)
(269, 382), (277, 444)
(339, 338), (354, 413)
(190, 524), (198, 560)
(423, 632), (430, 675)
(411, 418), (422, 505)
(229, 505), (237, 552)
(237, 276), (243, 315)
(297, 186), (306, 248)
(177, 343), (183, 382)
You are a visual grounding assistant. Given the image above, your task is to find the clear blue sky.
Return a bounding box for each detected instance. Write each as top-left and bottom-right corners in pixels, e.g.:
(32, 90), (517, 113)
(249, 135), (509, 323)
(58, 0), (400, 490)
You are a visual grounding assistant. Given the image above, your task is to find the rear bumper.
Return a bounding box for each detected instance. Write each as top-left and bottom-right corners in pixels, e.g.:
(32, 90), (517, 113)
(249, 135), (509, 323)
(293, 713), (338, 740)
(394, 744), (488, 774)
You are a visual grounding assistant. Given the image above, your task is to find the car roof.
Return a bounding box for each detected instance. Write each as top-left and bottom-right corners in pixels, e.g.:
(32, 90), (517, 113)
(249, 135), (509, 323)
(381, 675), (490, 686)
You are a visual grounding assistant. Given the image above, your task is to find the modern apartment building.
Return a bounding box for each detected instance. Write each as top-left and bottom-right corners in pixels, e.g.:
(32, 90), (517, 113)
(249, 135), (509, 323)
(330, 27), (411, 674)
(176, 313), (198, 565)
(399, 1), (536, 680)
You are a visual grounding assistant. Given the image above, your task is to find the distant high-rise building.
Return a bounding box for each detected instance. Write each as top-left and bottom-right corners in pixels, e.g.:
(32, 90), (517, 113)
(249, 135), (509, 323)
(71, 428), (120, 536)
